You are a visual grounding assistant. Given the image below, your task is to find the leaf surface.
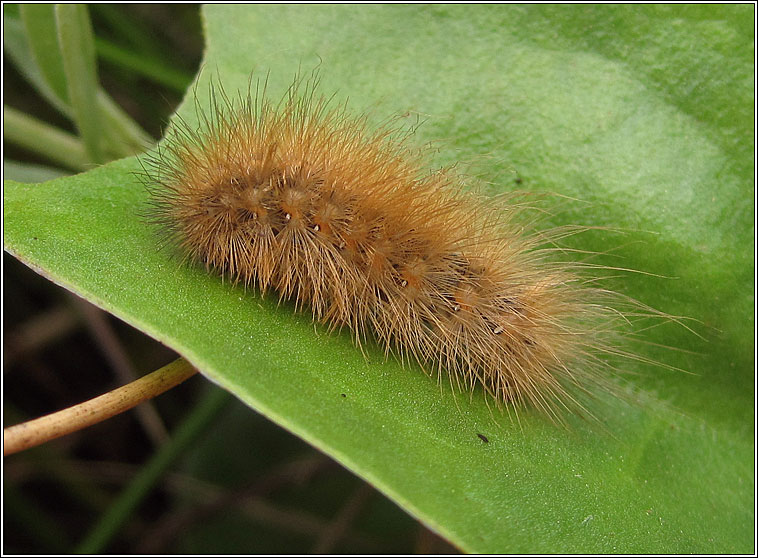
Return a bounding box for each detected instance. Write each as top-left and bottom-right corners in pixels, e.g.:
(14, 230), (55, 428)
(4, 5), (753, 552)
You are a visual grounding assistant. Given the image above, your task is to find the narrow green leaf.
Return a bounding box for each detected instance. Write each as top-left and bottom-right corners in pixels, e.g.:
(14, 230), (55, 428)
(89, 4), (167, 60)
(5, 11), (152, 157)
(20, 4), (69, 103)
(95, 37), (193, 93)
(96, 90), (155, 157)
(54, 4), (104, 164)
(3, 105), (89, 171)
(3, 12), (72, 117)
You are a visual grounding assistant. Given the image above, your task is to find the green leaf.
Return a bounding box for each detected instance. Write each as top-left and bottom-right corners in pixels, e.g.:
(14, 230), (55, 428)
(20, 4), (69, 104)
(3, 11), (73, 118)
(4, 10), (152, 159)
(94, 37), (194, 93)
(3, 5), (753, 553)
(54, 4), (104, 164)
(3, 105), (89, 171)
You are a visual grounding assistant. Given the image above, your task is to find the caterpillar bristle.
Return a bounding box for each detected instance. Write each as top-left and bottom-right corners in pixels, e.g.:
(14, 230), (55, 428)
(141, 72), (669, 423)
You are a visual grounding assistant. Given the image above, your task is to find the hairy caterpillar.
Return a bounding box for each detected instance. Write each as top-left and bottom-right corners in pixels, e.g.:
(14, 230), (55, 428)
(142, 73), (665, 422)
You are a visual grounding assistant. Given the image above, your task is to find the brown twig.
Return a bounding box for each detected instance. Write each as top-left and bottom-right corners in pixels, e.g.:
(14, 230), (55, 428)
(3, 358), (197, 456)
(70, 295), (170, 445)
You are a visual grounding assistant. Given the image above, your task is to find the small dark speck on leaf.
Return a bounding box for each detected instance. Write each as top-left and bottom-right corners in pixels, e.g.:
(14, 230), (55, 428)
(514, 176), (523, 185)
(341, 393), (346, 398)
(477, 433), (489, 443)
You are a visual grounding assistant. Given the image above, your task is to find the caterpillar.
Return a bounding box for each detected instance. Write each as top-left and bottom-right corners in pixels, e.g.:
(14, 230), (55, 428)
(142, 73), (662, 422)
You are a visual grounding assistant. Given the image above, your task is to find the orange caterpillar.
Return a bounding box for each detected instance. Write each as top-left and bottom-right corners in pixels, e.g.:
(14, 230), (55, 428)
(143, 75), (650, 421)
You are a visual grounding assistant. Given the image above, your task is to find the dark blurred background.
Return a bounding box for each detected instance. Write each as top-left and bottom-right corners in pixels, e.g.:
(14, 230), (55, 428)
(3, 4), (457, 553)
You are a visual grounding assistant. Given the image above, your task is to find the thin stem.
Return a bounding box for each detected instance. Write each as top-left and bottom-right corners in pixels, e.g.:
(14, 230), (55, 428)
(97, 89), (155, 156)
(3, 106), (90, 171)
(70, 295), (169, 446)
(3, 358), (198, 457)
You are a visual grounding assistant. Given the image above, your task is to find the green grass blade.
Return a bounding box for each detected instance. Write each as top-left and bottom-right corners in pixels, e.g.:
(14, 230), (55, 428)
(20, 4), (69, 103)
(95, 37), (193, 93)
(3, 105), (89, 171)
(3, 12), (72, 118)
(54, 4), (104, 164)
(89, 4), (167, 59)
(6, 10), (152, 159)
(96, 90), (155, 157)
